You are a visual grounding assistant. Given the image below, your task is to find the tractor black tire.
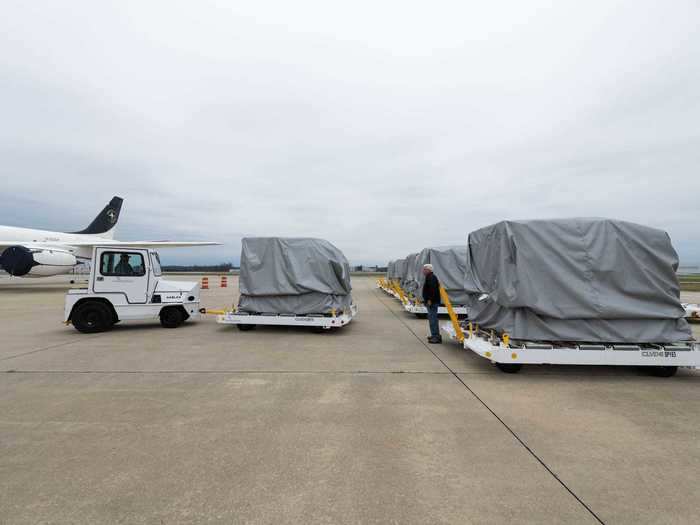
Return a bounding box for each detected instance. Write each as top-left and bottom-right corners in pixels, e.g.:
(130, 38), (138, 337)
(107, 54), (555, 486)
(650, 366), (678, 378)
(72, 301), (114, 334)
(237, 324), (256, 331)
(160, 307), (186, 328)
(495, 363), (523, 374)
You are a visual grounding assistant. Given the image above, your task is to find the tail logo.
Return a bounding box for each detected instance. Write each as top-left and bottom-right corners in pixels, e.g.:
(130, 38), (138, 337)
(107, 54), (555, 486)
(106, 209), (117, 224)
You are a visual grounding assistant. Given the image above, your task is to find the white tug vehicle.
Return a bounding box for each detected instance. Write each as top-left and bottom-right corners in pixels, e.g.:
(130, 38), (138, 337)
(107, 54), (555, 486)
(65, 247), (200, 333)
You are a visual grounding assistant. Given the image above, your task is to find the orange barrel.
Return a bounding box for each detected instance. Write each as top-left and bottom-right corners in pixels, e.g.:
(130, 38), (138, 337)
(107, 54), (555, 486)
(201, 276), (209, 290)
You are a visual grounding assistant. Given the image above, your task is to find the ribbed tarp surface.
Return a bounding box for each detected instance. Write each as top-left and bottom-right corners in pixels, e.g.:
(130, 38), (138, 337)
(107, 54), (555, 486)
(401, 253), (421, 294)
(416, 246), (469, 305)
(464, 219), (692, 343)
(386, 260), (397, 280)
(238, 237), (353, 315)
(393, 259), (406, 283)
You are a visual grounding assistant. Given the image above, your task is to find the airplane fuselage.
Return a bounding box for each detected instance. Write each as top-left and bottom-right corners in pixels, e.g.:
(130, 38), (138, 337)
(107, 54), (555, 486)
(1, 195), (217, 278)
(0, 225), (101, 260)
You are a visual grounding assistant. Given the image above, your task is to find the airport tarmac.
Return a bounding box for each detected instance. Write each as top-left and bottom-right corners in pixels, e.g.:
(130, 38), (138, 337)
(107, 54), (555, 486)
(1, 275), (699, 524)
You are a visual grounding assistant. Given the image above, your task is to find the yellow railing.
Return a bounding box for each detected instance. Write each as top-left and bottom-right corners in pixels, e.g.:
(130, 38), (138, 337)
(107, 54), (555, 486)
(439, 285), (465, 343)
(391, 281), (409, 305)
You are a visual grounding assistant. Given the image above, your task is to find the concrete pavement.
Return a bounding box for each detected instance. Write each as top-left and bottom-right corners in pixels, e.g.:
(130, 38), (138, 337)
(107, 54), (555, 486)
(0, 276), (698, 524)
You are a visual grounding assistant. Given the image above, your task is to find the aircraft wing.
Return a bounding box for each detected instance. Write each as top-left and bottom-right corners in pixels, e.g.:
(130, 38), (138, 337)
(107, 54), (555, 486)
(64, 240), (221, 248)
(1, 241), (220, 250)
(0, 242), (48, 251)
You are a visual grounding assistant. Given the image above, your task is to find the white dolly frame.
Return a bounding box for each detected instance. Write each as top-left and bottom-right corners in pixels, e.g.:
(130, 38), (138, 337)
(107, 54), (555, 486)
(404, 301), (467, 317)
(378, 280), (468, 316)
(216, 304), (358, 330)
(376, 281), (400, 300)
(441, 323), (700, 372)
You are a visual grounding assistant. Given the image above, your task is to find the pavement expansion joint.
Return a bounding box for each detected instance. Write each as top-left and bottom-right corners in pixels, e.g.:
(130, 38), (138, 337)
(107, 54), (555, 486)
(2, 369), (454, 375)
(373, 288), (606, 525)
(0, 335), (103, 362)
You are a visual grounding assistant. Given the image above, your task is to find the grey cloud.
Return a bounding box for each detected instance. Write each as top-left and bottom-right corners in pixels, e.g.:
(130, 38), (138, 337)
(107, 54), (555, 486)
(1, 0), (699, 266)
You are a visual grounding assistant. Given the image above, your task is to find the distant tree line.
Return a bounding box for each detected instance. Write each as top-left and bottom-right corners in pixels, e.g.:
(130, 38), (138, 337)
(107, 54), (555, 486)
(162, 263), (237, 272)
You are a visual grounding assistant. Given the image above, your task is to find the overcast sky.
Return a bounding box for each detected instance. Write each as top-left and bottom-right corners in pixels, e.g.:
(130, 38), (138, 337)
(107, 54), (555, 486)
(1, 0), (698, 265)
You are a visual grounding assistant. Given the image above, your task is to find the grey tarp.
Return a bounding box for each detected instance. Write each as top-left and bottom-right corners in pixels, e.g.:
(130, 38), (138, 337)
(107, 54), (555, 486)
(386, 260), (396, 280)
(415, 246), (470, 305)
(238, 237), (353, 315)
(402, 253), (421, 295)
(393, 258), (406, 283)
(464, 219), (692, 343)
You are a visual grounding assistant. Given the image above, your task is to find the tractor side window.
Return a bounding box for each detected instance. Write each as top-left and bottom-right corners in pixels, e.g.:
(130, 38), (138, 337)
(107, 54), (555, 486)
(151, 252), (162, 276)
(100, 252), (146, 277)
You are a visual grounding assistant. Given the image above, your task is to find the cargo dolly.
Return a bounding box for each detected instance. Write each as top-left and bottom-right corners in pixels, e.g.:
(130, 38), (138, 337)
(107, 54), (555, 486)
(376, 278), (399, 298)
(204, 304), (358, 332)
(403, 300), (467, 318)
(439, 290), (699, 377)
(378, 278), (468, 317)
(377, 278), (407, 302)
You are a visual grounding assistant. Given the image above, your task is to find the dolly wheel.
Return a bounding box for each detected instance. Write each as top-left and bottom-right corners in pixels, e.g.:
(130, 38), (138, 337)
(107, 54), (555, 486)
(72, 301), (113, 334)
(237, 324), (256, 331)
(311, 326), (326, 334)
(650, 366), (678, 378)
(160, 307), (185, 328)
(415, 313), (427, 319)
(495, 363), (523, 374)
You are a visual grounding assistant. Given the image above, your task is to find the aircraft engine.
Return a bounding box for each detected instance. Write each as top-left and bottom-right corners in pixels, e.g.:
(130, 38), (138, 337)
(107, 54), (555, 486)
(0, 246), (77, 277)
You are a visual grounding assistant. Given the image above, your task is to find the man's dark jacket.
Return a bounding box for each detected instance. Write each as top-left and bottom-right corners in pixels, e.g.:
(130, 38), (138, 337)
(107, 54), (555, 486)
(422, 272), (441, 304)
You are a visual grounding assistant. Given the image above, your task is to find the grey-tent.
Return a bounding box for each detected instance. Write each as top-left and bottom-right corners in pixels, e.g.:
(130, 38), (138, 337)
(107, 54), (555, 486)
(415, 246), (469, 305)
(401, 252), (421, 295)
(394, 258), (406, 284)
(238, 237), (353, 315)
(463, 219), (692, 343)
(386, 260), (396, 280)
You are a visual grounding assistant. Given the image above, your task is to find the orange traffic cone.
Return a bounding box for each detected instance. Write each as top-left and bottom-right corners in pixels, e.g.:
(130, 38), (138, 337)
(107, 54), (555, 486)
(201, 276), (209, 290)
(220, 276), (228, 288)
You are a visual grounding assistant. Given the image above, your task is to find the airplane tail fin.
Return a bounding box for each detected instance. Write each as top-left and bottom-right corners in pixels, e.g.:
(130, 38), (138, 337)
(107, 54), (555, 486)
(70, 196), (123, 238)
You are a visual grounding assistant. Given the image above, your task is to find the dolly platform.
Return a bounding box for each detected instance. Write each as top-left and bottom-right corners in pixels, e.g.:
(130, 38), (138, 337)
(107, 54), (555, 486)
(208, 304), (358, 331)
(438, 289), (698, 377)
(441, 323), (699, 376)
(404, 300), (467, 318)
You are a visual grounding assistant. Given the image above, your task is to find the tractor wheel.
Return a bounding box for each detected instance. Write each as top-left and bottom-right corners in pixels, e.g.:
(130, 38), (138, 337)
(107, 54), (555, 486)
(72, 301), (113, 334)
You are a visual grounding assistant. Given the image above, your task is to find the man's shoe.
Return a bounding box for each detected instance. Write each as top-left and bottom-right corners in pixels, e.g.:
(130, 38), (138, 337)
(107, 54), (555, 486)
(428, 337), (442, 344)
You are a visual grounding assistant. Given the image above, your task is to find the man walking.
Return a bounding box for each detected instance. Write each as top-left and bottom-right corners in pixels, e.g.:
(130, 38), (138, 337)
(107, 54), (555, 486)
(422, 264), (442, 344)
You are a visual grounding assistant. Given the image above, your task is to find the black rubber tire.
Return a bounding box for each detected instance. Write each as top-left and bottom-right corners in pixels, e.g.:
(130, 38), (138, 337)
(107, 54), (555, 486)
(495, 363), (523, 374)
(72, 301), (113, 334)
(415, 313), (428, 319)
(311, 326), (326, 334)
(160, 307), (185, 328)
(237, 324), (256, 331)
(650, 366), (678, 378)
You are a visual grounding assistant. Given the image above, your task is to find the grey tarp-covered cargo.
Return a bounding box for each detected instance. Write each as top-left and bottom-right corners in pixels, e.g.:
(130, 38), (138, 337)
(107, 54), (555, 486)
(464, 219), (692, 343)
(416, 246), (469, 305)
(386, 260), (396, 280)
(393, 258), (406, 283)
(238, 237), (353, 315)
(402, 253), (421, 295)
